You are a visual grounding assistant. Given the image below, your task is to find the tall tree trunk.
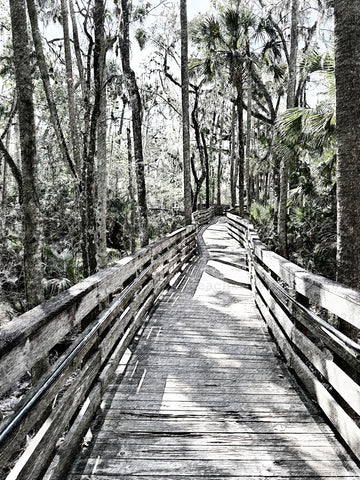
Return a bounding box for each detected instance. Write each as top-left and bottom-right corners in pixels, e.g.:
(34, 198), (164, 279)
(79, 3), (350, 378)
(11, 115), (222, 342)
(236, 72), (245, 216)
(335, 0), (360, 291)
(180, 0), (192, 224)
(191, 87), (206, 210)
(1, 158), (6, 240)
(127, 127), (136, 253)
(0, 136), (23, 202)
(60, 0), (81, 171)
(272, 150), (281, 230)
(209, 112), (217, 208)
(217, 105), (224, 207)
(277, 0), (299, 257)
(286, 0), (299, 109)
(96, 83), (108, 269)
(245, 74), (252, 211)
(9, 0), (44, 309)
(230, 101), (237, 207)
(82, 0), (106, 275)
(69, 0), (87, 100)
(0, 129), (11, 240)
(254, 173), (259, 202)
(0, 97), (23, 202)
(119, 0), (149, 247)
(201, 131), (210, 209)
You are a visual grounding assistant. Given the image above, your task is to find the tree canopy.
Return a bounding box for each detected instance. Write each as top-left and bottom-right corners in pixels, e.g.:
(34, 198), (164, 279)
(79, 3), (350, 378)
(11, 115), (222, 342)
(1, 0), (359, 319)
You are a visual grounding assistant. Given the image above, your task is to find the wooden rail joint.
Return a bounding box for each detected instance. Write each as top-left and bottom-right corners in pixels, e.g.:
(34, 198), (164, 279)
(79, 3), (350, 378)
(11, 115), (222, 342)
(191, 206), (215, 228)
(0, 224), (197, 480)
(226, 211), (360, 463)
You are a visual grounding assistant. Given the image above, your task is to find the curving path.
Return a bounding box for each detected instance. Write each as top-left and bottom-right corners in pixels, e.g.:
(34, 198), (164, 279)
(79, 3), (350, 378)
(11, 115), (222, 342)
(68, 218), (360, 479)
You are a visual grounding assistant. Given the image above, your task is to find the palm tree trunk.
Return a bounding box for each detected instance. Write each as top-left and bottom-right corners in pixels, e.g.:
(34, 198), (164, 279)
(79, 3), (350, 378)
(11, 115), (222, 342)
(230, 101), (237, 207)
(201, 131), (210, 208)
(217, 104), (224, 207)
(236, 75), (245, 216)
(286, 0), (299, 109)
(335, 0), (360, 291)
(245, 74), (253, 211)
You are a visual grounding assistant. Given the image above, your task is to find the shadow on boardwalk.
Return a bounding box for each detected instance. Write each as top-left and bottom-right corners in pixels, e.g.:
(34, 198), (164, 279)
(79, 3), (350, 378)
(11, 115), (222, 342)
(68, 218), (360, 479)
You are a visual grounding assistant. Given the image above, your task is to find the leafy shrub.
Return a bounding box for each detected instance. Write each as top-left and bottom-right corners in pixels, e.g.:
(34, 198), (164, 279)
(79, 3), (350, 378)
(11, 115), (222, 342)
(250, 202), (277, 249)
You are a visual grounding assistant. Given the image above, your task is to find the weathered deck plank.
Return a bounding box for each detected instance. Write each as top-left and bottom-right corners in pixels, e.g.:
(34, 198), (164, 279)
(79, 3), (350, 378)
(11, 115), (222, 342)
(68, 219), (360, 479)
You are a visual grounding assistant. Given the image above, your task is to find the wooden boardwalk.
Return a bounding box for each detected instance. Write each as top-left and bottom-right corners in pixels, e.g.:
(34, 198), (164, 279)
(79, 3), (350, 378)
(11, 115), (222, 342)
(68, 218), (360, 479)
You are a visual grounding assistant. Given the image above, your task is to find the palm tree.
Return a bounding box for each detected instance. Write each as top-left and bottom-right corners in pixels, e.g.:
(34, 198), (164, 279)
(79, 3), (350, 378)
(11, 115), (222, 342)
(191, 8), (253, 215)
(273, 47), (336, 265)
(191, 6), (281, 215)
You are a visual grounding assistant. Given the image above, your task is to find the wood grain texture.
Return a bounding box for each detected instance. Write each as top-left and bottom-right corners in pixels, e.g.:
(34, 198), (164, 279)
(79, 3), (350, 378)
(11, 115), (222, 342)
(68, 219), (360, 479)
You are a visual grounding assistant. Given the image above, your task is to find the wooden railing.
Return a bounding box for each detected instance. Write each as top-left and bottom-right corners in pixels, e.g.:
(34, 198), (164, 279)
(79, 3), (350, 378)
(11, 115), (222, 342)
(227, 212), (360, 461)
(192, 206), (215, 227)
(0, 225), (196, 480)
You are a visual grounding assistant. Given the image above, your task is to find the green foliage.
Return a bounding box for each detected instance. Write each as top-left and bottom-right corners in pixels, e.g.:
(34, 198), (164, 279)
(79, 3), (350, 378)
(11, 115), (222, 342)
(276, 106), (335, 154)
(135, 28), (147, 50)
(133, 3), (151, 23)
(148, 209), (184, 241)
(42, 247), (80, 297)
(287, 199), (336, 279)
(0, 233), (25, 312)
(250, 202), (276, 248)
(107, 197), (137, 255)
(300, 47), (336, 99)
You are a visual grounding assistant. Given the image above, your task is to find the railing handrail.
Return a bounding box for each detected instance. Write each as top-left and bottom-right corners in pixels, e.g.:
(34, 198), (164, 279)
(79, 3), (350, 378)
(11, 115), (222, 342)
(191, 205), (215, 227)
(227, 212), (360, 329)
(227, 211), (360, 463)
(0, 222), (199, 480)
(0, 225), (197, 393)
(253, 261), (360, 355)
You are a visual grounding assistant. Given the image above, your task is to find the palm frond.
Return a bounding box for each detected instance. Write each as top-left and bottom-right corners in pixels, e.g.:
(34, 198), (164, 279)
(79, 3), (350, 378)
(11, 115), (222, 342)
(276, 106), (335, 152)
(299, 48), (334, 75)
(221, 8), (241, 39)
(191, 15), (222, 49)
(261, 39), (283, 61)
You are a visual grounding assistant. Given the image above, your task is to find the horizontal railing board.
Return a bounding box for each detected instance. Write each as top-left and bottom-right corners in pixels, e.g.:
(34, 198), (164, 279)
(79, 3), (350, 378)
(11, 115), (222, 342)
(254, 263), (360, 368)
(256, 264), (360, 417)
(42, 383), (102, 480)
(192, 206), (215, 228)
(254, 287), (360, 460)
(0, 226), (195, 397)
(4, 352), (101, 480)
(227, 213), (360, 328)
(227, 212), (360, 462)
(0, 219), (201, 480)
